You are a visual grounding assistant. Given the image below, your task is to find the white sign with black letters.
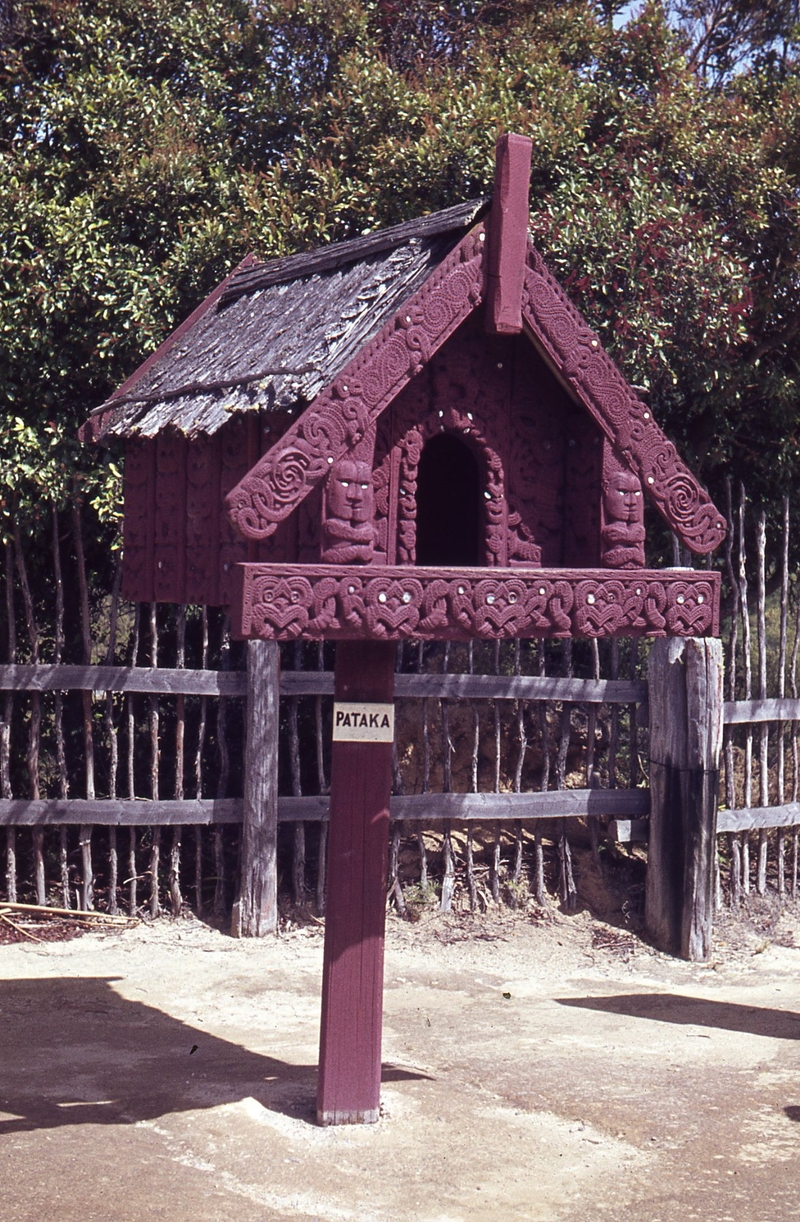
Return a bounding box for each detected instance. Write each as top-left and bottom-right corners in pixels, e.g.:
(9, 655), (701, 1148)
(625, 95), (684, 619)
(332, 702), (395, 743)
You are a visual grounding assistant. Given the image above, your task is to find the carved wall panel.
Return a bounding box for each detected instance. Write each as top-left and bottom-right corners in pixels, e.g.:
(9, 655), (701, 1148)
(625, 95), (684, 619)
(219, 416), (256, 606)
(506, 336), (567, 565)
(124, 414), (303, 606)
(234, 563), (721, 642)
(562, 411), (603, 567)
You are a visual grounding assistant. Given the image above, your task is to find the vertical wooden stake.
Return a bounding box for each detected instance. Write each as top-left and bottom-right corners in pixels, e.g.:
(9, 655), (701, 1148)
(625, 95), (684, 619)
(317, 640), (396, 1126)
(646, 637), (724, 962)
(236, 639), (279, 937)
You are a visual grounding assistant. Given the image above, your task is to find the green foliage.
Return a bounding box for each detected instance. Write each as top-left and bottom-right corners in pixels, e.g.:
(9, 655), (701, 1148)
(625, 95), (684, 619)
(0, 0), (366, 526)
(1, 0), (799, 568)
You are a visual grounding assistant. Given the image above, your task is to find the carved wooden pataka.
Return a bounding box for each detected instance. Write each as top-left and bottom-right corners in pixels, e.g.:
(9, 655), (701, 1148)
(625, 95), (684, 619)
(83, 132), (725, 1130)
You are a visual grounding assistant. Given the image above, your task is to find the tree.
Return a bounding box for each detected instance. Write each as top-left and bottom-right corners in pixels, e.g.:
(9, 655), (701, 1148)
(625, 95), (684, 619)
(0, 0), (365, 528)
(667, 0), (800, 83)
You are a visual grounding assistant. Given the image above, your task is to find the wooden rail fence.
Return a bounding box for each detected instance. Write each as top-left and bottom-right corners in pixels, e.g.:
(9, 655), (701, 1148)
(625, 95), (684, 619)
(3, 491), (800, 937)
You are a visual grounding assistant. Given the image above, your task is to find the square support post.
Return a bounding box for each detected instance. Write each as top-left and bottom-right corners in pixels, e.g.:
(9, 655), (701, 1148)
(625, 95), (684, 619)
(234, 639), (280, 937)
(645, 636), (724, 961)
(317, 639), (396, 1125)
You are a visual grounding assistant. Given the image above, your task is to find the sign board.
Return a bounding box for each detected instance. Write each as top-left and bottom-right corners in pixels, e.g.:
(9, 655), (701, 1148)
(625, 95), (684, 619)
(332, 702), (395, 743)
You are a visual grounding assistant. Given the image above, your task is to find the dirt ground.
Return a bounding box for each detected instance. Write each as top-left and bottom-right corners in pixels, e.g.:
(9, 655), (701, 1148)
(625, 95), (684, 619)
(2, 901), (800, 1222)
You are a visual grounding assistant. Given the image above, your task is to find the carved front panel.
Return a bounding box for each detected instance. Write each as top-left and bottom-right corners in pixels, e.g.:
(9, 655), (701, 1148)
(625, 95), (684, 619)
(234, 563), (721, 641)
(368, 316), (597, 570)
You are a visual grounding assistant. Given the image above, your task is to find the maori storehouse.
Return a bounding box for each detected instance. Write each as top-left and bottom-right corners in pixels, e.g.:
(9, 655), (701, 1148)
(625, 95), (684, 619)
(83, 136), (724, 640)
(83, 133), (726, 1127)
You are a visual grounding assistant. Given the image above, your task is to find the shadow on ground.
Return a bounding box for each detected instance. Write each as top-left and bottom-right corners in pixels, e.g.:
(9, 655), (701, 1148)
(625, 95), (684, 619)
(0, 977), (429, 1133)
(557, 993), (800, 1040)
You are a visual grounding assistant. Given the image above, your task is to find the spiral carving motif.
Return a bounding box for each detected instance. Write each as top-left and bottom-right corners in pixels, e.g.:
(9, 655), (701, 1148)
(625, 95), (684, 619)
(236, 564), (720, 641)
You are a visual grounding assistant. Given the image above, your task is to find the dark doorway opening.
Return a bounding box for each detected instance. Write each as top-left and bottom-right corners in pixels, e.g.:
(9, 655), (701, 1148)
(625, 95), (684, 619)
(415, 433), (482, 566)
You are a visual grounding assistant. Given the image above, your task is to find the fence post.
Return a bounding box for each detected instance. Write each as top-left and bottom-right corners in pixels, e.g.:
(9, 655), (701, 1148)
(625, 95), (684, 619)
(234, 639), (280, 936)
(645, 636), (724, 961)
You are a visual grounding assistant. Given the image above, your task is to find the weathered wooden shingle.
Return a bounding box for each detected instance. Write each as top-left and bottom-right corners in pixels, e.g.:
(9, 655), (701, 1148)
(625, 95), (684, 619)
(92, 199), (489, 440)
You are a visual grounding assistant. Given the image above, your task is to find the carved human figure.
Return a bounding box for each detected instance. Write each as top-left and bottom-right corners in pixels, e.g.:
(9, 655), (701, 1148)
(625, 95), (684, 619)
(601, 465), (645, 568)
(322, 459), (376, 564)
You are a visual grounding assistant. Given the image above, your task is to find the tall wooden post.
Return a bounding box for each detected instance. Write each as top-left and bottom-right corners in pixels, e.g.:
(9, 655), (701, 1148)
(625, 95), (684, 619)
(234, 639), (279, 936)
(317, 639), (396, 1125)
(646, 636), (724, 961)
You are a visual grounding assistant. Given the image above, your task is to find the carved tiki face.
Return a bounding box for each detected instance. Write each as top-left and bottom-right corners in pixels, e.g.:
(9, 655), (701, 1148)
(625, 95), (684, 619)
(603, 469), (643, 526)
(326, 460), (374, 524)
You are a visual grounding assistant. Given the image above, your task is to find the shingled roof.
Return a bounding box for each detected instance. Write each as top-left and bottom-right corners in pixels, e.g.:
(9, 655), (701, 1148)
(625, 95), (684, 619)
(83, 197), (490, 442)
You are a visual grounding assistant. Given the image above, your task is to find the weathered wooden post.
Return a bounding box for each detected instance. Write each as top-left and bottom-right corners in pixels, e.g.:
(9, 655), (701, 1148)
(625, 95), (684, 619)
(646, 636), (724, 961)
(234, 639), (280, 936)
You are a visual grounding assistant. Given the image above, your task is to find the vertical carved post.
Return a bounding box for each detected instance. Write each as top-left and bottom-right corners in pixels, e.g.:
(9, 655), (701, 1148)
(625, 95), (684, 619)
(645, 637), (723, 962)
(235, 639), (280, 937)
(317, 639), (396, 1126)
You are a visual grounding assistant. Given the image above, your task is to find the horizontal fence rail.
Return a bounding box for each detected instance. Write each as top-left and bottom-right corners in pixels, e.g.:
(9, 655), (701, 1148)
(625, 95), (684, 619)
(0, 664), (247, 696)
(0, 790), (651, 828)
(723, 698), (800, 724)
(0, 664), (647, 705)
(9, 662), (800, 722)
(717, 804), (800, 833)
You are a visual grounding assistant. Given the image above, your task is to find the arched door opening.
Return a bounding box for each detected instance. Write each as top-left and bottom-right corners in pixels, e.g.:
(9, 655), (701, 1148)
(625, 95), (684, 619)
(415, 433), (482, 566)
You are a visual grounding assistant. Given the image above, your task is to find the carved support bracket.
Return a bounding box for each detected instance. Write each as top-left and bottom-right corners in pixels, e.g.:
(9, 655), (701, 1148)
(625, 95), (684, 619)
(232, 563), (721, 642)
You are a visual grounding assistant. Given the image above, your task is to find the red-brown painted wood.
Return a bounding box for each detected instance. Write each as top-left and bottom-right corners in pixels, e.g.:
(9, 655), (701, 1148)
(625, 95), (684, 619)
(234, 563), (722, 641)
(485, 133), (533, 335)
(317, 639), (396, 1125)
(121, 438), (156, 603)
